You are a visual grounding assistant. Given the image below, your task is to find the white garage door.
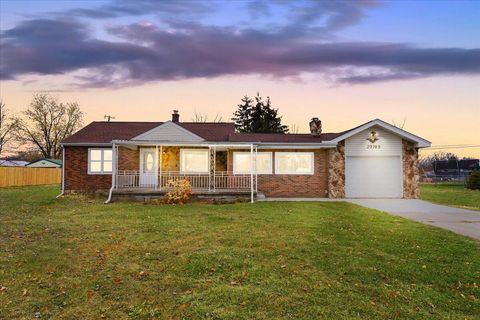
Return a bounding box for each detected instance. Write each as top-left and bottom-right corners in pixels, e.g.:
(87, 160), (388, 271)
(346, 156), (403, 198)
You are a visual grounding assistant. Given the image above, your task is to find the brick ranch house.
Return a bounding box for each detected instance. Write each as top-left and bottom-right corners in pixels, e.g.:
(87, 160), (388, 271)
(59, 111), (430, 202)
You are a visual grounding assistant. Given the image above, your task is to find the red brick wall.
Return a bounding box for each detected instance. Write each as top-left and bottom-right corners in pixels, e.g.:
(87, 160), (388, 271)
(227, 149), (328, 197)
(65, 146), (329, 197)
(118, 147), (139, 171)
(64, 146), (111, 192)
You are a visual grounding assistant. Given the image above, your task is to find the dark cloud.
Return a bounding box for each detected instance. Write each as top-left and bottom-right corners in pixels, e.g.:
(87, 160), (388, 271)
(1, 1), (479, 87)
(0, 19), (152, 81)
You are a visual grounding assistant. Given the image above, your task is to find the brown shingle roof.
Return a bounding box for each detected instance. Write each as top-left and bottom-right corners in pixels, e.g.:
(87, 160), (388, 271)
(62, 121), (236, 143)
(62, 122), (161, 144)
(62, 121), (342, 144)
(227, 132), (343, 143)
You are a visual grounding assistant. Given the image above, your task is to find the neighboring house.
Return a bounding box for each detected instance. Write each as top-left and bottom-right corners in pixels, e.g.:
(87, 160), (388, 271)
(0, 160), (28, 167)
(26, 158), (62, 168)
(60, 111), (431, 202)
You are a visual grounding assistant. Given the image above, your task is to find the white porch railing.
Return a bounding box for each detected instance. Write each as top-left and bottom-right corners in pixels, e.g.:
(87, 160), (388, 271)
(115, 170), (255, 191)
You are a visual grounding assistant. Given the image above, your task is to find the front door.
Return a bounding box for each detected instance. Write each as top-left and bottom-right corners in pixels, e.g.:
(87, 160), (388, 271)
(140, 148), (156, 187)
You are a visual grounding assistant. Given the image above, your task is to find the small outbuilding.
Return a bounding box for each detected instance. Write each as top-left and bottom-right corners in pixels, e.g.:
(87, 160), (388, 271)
(26, 158), (62, 168)
(0, 160), (28, 167)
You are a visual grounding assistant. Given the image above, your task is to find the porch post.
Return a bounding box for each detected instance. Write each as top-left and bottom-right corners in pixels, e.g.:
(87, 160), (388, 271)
(208, 146), (212, 192)
(154, 145), (158, 190)
(250, 143), (254, 203)
(112, 143), (117, 190)
(213, 146), (216, 192)
(255, 146), (258, 193)
(159, 145), (163, 190)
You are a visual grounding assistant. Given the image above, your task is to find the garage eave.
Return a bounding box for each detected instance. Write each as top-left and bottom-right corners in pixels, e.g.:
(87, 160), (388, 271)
(331, 119), (431, 148)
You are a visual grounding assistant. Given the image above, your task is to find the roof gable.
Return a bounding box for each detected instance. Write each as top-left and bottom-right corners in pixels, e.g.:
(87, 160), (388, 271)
(330, 119), (431, 148)
(27, 158), (62, 166)
(132, 121), (205, 142)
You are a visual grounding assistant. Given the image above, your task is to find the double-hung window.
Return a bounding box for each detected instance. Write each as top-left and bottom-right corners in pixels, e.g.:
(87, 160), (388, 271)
(180, 149), (209, 173)
(233, 152), (272, 174)
(88, 148), (113, 174)
(275, 152), (314, 175)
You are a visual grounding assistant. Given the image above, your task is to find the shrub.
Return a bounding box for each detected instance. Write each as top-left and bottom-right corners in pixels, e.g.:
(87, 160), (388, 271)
(165, 179), (192, 204)
(466, 170), (480, 190)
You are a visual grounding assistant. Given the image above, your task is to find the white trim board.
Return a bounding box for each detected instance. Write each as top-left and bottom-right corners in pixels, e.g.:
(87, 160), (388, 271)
(132, 121), (205, 142)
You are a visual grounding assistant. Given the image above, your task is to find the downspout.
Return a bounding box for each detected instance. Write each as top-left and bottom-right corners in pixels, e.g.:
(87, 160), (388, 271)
(250, 143), (254, 203)
(105, 143), (116, 204)
(55, 147), (65, 198)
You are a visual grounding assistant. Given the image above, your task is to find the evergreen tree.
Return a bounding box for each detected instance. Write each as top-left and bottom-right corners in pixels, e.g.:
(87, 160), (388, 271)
(232, 93), (289, 133)
(232, 96), (253, 133)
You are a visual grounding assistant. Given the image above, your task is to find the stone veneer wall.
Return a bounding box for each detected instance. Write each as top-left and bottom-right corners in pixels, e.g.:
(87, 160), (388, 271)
(327, 141), (345, 198)
(402, 140), (420, 199)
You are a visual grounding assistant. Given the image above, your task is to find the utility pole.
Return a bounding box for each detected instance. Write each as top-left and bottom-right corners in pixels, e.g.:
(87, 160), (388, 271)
(104, 115), (115, 122)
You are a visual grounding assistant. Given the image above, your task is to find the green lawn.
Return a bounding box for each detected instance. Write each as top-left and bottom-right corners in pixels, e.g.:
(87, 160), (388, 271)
(1, 186), (479, 319)
(421, 183), (480, 211)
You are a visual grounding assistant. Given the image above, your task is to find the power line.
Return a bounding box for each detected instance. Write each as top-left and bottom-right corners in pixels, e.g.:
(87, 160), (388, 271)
(425, 144), (480, 150)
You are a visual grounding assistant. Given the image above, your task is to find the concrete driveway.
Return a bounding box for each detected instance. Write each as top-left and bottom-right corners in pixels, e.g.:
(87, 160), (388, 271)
(347, 199), (480, 240)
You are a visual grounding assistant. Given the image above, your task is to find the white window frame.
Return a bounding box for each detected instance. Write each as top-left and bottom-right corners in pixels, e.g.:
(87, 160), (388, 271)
(233, 151), (273, 175)
(88, 148), (113, 175)
(180, 149), (210, 173)
(274, 152), (314, 175)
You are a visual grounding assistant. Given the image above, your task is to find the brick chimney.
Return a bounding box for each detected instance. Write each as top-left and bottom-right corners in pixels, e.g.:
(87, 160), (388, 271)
(172, 110), (180, 123)
(309, 117), (322, 136)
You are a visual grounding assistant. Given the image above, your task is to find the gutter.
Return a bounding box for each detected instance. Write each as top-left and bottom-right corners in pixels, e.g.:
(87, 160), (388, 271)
(110, 140), (337, 148)
(55, 148), (65, 198)
(60, 142), (112, 147)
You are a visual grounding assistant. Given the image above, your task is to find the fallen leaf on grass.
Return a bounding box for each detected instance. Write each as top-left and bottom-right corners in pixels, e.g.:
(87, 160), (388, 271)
(22, 288), (28, 296)
(138, 271), (149, 278)
(179, 303), (188, 309)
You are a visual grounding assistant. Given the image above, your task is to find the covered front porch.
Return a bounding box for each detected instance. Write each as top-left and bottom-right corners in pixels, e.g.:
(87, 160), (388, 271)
(108, 142), (259, 202)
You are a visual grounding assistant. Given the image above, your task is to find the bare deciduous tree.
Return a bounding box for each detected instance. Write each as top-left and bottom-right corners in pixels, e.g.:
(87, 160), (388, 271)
(289, 124), (300, 134)
(15, 94), (84, 159)
(0, 100), (19, 156)
(392, 117), (407, 129)
(192, 111), (223, 123)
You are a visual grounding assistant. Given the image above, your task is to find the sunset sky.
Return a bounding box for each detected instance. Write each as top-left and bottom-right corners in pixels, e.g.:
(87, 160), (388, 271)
(1, 0), (479, 158)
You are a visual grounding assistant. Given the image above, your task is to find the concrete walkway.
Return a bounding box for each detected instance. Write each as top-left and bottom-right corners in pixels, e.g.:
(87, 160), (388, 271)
(346, 199), (480, 240)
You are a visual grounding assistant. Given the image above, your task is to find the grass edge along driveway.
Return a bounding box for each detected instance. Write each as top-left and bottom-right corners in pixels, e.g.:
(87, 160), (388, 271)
(421, 183), (480, 211)
(1, 185), (479, 319)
